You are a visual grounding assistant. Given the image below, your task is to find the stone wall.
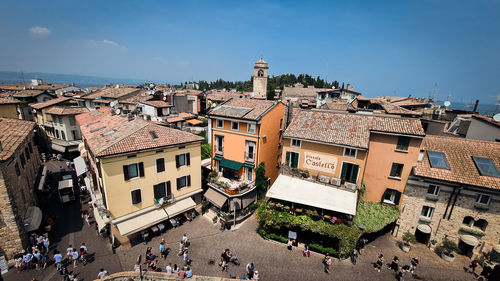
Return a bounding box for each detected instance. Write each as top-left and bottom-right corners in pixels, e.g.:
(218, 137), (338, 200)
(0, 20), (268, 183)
(0, 130), (41, 259)
(398, 179), (500, 258)
(99, 271), (236, 281)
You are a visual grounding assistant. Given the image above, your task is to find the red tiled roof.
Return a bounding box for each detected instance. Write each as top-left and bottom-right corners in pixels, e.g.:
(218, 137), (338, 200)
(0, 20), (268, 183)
(76, 108), (203, 157)
(414, 135), (500, 190)
(82, 87), (139, 100)
(208, 97), (281, 121)
(12, 90), (45, 97)
(167, 117), (184, 123)
(206, 90), (250, 102)
(0, 97), (20, 104)
(120, 90), (154, 105)
(0, 118), (35, 161)
(283, 109), (425, 149)
(141, 100), (172, 108)
(178, 112), (195, 119)
(46, 107), (89, 115)
(31, 97), (71, 110)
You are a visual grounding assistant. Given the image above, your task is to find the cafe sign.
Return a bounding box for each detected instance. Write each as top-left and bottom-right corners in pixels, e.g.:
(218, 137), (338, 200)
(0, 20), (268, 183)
(303, 152), (337, 174)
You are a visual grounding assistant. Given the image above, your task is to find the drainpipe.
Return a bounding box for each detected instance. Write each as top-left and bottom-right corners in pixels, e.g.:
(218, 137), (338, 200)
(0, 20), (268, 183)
(443, 186), (456, 219)
(447, 186), (463, 220)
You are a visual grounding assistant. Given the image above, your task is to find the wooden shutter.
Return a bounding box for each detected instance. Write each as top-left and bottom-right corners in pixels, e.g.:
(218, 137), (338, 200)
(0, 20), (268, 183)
(167, 181), (172, 199)
(340, 163), (348, 184)
(187, 175), (191, 186)
(394, 190), (402, 205)
(292, 153), (299, 168)
(138, 162), (145, 177)
(176, 177), (181, 190)
(390, 163), (398, 177)
(123, 165), (130, 181)
(175, 155), (180, 168)
(153, 184), (159, 200)
(285, 152), (291, 166)
(351, 165), (359, 183)
(186, 153), (190, 166)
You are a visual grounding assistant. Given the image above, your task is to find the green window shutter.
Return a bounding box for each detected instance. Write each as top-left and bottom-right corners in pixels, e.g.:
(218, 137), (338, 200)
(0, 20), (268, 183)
(292, 153), (299, 168)
(123, 165), (130, 181)
(340, 163), (348, 184)
(394, 191), (402, 205)
(390, 163), (398, 177)
(286, 152), (291, 166)
(350, 165), (359, 183)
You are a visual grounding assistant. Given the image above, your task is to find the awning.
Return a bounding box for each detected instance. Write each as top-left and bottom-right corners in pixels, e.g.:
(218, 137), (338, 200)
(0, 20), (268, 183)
(220, 158), (243, 171)
(266, 174), (358, 215)
(58, 179), (73, 190)
(204, 188), (227, 208)
(73, 156), (88, 177)
(214, 156), (223, 161)
(51, 143), (66, 153)
(460, 235), (479, 247)
(493, 245), (500, 254)
(243, 163), (254, 168)
(93, 207), (108, 233)
(116, 197), (196, 236)
(417, 224), (432, 234)
(23, 206), (42, 232)
(186, 119), (202, 125)
(38, 165), (47, 191)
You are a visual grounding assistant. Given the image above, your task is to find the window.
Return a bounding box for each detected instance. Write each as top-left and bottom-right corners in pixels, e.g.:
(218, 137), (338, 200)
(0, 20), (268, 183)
(246, 141), (255, 160)
(340, 162), (359, 184)
(343, 148), (356, 158)
(396, 136), (410, 151)
(476, 194), (490, 205)
(216, 119), (224, 128)
(231, 121), (239, 131)
(175, 153), (190, 168)
(176, 175), (191, 190)
(462, 216), (474, 227)
(427, 185), (440, 196)
(389, 163), (404, 178)
(61, 131), (66, 140)
(246, 167), (253, 181)
(472, 157), (500, 177)
(427, 151), (450, 169)
(69, 116), (76, 126)
(258, 69), (264, 77)
(123, 162), (144, 181)
(28, 142), (33, 154)
(156, 158), (165, 173)
(247, 123), (256, 133)
(420, 206), (434, 219)
(72, 130), (78, 140)
(20, 153), (26, 168)
(279, 119), (283, 129)
(55, 130), (60, 139)
(285, 151), (299, 168)
(131, 189), (142, 205)
(154, 182), (168, 200)
(15, 162), (20, 176)
(215, 136), (223, 153)
(291, 139), (301, 148)
(474, 219), (488, 231)
(25, 147), (30, 160)
(382, 188), (401, 205)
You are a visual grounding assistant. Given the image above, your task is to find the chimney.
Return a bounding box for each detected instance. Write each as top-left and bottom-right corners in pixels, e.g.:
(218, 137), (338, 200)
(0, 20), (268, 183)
(347, 84), (350, 91)
(473, 100), (479, 113)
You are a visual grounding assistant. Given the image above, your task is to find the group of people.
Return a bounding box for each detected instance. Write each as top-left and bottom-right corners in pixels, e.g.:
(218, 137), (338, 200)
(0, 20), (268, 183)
(381, 255), (419, 281)
(219, 248), (240, 271)
(14, 233), (50, 272)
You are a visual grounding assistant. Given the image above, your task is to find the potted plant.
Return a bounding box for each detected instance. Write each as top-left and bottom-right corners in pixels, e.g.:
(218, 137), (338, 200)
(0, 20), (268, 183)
(440, 238), (459, 262)
(401, 231), (416, 252)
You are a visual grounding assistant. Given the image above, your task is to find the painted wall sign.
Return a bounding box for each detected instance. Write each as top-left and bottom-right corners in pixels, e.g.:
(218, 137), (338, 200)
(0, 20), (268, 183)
(303, 152), (337, 174)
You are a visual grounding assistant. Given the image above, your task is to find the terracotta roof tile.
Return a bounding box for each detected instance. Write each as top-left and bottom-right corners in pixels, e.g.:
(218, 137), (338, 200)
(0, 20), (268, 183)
(208, 97), (280, 121)
(283, 109), (424, 149)
(141, 100), (172, 108)
(76, 108), (203, 157)
(0, 118), (35, 161)
(31, 97), (71, 110)
(120, 90), (154, 105)
(82, 87), (139, 100)
(0, 97), (20, 104)
(45, 106), (89, 115)
(414, 135), (500, 190)
(12, 90), (46, 97)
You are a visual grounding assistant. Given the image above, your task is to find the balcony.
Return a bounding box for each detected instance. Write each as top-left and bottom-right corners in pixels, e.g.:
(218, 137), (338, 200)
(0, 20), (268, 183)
(214, 145), (224, 156)
(244, 152), (255, 163)
(44, 121), (54, 127)
(154, 194), (175, 208)
(208, 174), (255, 197)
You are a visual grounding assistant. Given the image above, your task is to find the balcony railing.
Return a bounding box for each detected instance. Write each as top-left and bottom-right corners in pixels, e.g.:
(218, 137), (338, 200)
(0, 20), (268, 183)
(154, 194), (175, 208)
(44, 121), (54, 127)
(209, 176), (256, 197)
(214, 145), (224, 156)
(279, 165), (357, 193)
(244, 152), (255, 163)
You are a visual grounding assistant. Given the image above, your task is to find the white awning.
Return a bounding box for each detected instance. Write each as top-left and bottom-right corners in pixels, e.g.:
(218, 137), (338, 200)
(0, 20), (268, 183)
(73, 156), (88, 177)
(24, 206), (42, 232)
(417, 224), (432, 234)
(38, 165), (47, 191)
(58, 179), (73, 190)
(51, 143), (66, 153)
(460, 235), (479, 247)
(116, 197), (196, 236)
(93, 207), (108, 233)
(266, 174), (358, 215)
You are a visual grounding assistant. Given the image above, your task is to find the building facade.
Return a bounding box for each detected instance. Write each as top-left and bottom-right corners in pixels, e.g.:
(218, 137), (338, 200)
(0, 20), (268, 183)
(252, 59), (268, 99)
(0, 97), (20, 119)
(0, 118), (41, 260)
(76, 108), (204, 244)
(398, 136), (500, 258)
(205, 97), (285, 214)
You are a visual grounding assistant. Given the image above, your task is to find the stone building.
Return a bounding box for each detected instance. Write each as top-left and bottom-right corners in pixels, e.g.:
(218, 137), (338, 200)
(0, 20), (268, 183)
(398, 135), (500, 258)
(0, 118), (41, 260)
(252, 58), (268, 99)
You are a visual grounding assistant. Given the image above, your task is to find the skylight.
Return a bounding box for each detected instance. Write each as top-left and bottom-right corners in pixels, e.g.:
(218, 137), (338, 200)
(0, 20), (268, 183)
(427, 151), (450, 169)
(150, 131), (159, 139)
(90, 111), (103, 116)
(90, 126), (105, 133)
(101, 130), (116, 137)
(86, 121), (100, 127)
(472, 156), (500, 177)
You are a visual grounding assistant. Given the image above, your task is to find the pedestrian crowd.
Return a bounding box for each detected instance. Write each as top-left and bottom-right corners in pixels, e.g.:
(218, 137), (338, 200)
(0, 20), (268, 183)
(14, 233), (51, 272)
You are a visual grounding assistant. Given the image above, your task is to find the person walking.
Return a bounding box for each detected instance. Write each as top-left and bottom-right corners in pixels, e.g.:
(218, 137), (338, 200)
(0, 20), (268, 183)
(253, 270), (260, 280)
(43, 237), (50, 253)
(53, 250), (63, 272)
(410, 257), (419, 273)
(246, 262), (255, 279)
(71, 248), (79, 269)
(375, 254), (384, 272)
(97, 268), (107, 279)
(303, 244), (310, 257)
(390, 256), (399, 272)
(396, 268), (405, 281)
(159, 240), (167, 259)
(185, 266), (193, 278)
(66, 245), (74, 260)
(323, 253), (332, 274)
(166, 263), (172, 274)
(183, 249), (191, 265)
(182, 234), (189, 247)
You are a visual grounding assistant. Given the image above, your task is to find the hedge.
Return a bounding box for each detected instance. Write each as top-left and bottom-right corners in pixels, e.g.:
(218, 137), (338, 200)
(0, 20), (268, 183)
(354, 200), (400, 233)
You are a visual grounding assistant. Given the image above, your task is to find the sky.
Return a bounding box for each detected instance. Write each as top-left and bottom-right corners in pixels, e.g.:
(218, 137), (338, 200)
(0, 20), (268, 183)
(1, 0), (499, 104)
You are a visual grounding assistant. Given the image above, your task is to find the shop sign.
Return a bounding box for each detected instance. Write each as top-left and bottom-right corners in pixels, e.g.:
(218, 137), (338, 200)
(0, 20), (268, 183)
(303, 152), (337, 174)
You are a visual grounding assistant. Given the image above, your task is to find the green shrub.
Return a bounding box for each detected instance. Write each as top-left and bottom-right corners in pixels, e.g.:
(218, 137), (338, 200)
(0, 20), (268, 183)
(212, 216), (218, 224)
(201, 143), (211, 160)
(309, 243), (338, 256)
(354, 200), (400, 233)
(258, 227), (288, 243)
(402, 231), (417, 244)
(441, 238), (459, 255)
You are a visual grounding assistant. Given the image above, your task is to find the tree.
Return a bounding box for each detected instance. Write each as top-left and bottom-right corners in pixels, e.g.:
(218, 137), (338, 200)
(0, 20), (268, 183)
(332, 80), (340, 89)
(201, 143), (211, 160)
(255, 162), (268, 199)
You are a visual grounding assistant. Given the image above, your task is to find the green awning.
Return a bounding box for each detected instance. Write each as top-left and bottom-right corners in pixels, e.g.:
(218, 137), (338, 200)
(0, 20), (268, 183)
(214, 134), (224, 138)
(245, 140), (256, 144)
(214, 156), (223, 161)
(243, 163), (255, 168)
(220, 158), (243, 171)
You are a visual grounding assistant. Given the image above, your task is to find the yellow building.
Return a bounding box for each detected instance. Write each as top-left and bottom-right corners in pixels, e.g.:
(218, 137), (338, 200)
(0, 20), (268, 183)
(267, 109), (424, 219)
(76, 108), (204, 244)
(0, 97), (20, 119)
(205, 97), (285, 216)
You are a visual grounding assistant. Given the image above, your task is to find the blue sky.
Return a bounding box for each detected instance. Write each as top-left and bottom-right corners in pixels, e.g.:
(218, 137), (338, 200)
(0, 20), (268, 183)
(1, 0), (499, 104)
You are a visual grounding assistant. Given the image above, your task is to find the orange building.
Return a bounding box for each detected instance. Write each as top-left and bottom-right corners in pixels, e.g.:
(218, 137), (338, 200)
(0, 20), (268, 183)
(267, 109), (424, 218)
(205, 97), (285, 214)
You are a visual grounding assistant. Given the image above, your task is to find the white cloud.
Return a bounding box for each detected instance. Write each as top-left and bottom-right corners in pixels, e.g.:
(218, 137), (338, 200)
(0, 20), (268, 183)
(30, 26), (51, 37)
(103, 39), (121, 47)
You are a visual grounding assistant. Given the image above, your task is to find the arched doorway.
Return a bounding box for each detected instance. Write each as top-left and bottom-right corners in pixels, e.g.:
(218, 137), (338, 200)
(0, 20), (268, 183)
(415, 224), (431, 244)
(459, 235), (478, 258)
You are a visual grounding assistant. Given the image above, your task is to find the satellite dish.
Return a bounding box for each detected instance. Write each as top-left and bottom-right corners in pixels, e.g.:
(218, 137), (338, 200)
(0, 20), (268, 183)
(163, 96), (166, 101)
(493, 113), (500, 122)
(115, 109), (121, 115)
(444, 101), (451, 107)
(110, 101), (116, 107)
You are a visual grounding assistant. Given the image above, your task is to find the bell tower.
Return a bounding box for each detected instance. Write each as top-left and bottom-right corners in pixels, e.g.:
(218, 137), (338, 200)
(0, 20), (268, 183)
(253, 58), (268, 99)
